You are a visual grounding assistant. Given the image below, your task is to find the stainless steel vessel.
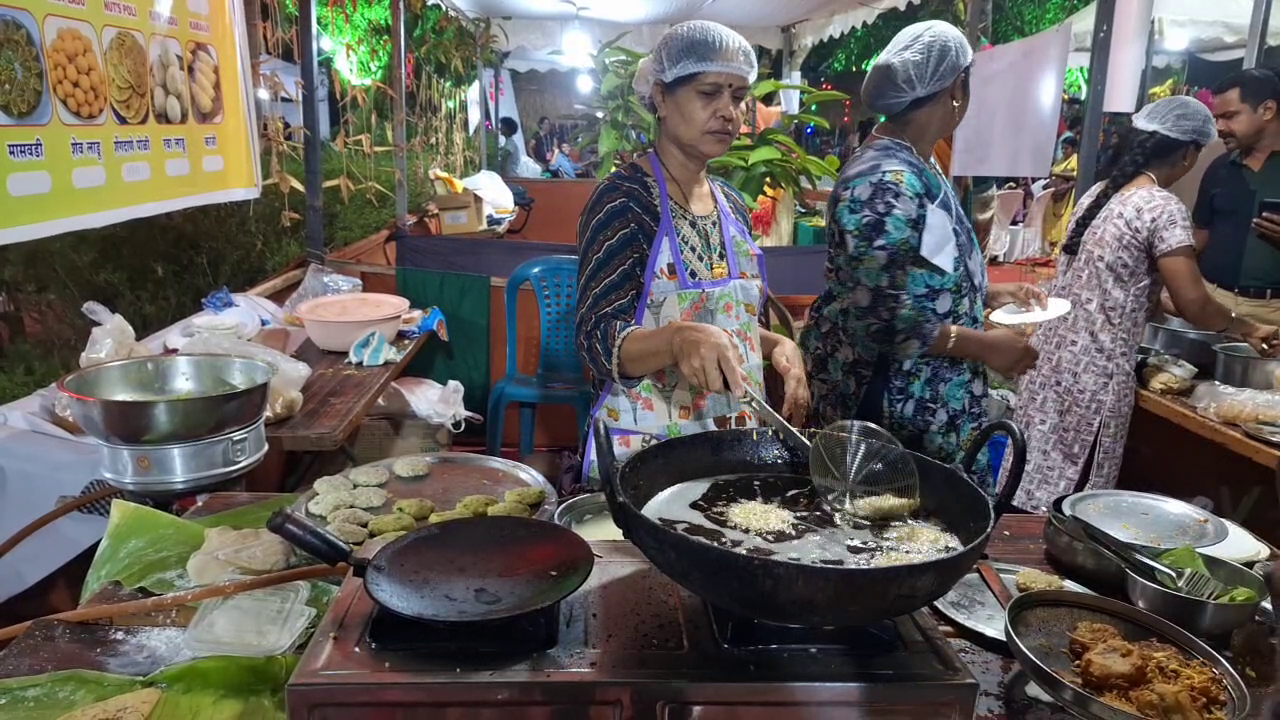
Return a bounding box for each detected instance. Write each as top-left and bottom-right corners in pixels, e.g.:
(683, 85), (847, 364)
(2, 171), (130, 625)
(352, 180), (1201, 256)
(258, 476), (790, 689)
(58, 354), (272, 444)
(98, 417), (268, 494)
(1143, 315), (1224, 372)
(1213, 342), (1280, 390)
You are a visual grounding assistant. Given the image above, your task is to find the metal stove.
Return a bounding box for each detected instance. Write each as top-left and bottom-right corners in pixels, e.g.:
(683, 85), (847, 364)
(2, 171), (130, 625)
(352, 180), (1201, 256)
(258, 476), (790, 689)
(289, 542), (978, 719)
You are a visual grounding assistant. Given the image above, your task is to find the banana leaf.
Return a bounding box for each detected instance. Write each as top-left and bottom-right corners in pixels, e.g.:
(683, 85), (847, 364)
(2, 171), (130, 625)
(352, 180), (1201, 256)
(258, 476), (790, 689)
(0, 656), (297, 720)
(80, 499), (336, 618)
(80, 501), (205, 603)
(0, 670), (141, 719)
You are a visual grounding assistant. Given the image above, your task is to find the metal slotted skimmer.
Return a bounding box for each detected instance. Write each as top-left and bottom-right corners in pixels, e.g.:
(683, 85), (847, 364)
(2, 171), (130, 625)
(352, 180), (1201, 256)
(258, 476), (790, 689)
(744, 389), (919, 519)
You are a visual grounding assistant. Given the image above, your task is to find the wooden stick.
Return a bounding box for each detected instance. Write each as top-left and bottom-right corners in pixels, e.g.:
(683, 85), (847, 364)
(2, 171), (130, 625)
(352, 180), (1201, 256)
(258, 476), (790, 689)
(0, 486), (122, 559)
(0, 564), (348, 642)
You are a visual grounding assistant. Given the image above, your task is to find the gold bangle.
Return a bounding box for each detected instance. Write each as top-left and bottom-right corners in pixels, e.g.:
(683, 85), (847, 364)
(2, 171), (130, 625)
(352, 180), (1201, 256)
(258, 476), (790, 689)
(945, 325), (959, 355)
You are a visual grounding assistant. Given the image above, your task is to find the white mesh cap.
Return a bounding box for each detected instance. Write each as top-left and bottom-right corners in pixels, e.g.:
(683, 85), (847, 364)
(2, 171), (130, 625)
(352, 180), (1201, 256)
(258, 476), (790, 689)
(1131, 96), (1216, 145)
(861, 20), (973, 117)
(632, 21), (758, 100)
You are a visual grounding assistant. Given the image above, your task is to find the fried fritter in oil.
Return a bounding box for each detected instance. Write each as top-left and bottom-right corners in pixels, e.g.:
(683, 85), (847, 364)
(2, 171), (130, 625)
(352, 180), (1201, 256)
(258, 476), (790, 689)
(1080, 639), (1148, 693)
(1131, 683), (1203, 720)
(1069, 621), (1123, 660)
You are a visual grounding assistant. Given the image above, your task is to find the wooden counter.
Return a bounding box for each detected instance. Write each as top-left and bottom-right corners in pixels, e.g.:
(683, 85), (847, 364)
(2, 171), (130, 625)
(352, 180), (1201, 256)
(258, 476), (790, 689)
(1124, 389), (1280, 546)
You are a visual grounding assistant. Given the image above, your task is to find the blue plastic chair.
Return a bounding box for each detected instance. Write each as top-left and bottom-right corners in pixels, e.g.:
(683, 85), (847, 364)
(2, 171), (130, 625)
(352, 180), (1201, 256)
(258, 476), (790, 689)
(486, 255), (593, 457)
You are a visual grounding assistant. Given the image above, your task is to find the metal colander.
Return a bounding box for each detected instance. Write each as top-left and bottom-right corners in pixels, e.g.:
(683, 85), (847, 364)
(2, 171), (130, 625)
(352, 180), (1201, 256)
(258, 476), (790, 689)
(809, 420), (920, 518)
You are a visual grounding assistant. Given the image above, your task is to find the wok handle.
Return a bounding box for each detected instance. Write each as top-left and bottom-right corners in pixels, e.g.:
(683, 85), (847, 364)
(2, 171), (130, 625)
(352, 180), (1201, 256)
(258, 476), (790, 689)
(592, 420), (629, 538)
(267, 509), (365, 575)
(962, 419), (1026, 515)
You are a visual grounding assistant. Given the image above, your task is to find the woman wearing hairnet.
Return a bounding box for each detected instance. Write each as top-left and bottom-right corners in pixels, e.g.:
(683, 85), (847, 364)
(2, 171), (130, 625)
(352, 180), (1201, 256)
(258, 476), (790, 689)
(1011, 97), (1280, 513)
(801, 21), (1040, 475)
(575, 21), (809, 482)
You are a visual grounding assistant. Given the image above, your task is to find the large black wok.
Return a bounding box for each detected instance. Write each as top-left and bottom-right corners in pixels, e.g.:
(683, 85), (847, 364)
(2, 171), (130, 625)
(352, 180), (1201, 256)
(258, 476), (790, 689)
(594, 419), (1025, 627)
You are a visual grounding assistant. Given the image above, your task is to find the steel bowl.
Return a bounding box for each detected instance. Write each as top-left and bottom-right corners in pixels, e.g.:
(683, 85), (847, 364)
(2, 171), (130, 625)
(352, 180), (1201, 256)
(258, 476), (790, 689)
(1124, 553), (1268, 637)
(1044, 495), (1126, 590)
(553, 492), (624, 540)
(1144, 315), (1224, 373)
(58, 354), (273, 445)
(1005, 590), (1250, 720)
(1213, 342), (1280, 390)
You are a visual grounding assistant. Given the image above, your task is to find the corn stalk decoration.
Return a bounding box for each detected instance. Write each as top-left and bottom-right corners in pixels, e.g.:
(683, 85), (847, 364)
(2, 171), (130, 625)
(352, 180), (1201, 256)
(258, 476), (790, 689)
(255, 0), (490, 229)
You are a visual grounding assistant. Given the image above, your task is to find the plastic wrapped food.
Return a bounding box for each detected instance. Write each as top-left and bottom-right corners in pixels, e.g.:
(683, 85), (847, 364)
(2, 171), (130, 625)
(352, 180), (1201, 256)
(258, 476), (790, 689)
(1188, 382), (1280, 425)
(281, 264), (362, 326)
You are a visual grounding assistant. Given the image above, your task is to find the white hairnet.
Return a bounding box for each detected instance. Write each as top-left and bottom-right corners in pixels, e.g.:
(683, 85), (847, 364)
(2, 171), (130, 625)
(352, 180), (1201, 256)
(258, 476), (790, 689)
(633, 21), (758, 100)
(861, 20), (973, 117)
(1131, 96), (1216, 146)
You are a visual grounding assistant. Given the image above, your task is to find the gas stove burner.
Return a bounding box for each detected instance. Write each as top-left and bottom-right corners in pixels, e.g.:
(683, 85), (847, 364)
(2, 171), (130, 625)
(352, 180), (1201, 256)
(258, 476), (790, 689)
(366, 603), (560, 656)
(705, 603), (901, 654)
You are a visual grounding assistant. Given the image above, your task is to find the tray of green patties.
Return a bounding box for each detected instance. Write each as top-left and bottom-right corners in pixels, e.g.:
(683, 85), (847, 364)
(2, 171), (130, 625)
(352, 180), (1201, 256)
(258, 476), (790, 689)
(293, 452), (559, 556)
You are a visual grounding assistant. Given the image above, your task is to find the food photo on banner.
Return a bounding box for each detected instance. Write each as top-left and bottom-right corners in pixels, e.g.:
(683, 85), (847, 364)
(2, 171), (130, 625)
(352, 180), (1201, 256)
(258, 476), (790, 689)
(0, 0), (260, 245)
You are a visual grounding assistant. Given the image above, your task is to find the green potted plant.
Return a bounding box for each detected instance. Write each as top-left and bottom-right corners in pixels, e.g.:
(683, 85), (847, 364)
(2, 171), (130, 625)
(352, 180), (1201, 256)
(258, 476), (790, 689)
(709, 80), (847, 246)
(574, 34), (654, 176)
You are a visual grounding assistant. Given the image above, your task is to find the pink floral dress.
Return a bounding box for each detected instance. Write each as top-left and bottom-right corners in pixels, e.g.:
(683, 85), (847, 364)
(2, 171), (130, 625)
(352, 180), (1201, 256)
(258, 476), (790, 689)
(1010, 184), (1196, 513)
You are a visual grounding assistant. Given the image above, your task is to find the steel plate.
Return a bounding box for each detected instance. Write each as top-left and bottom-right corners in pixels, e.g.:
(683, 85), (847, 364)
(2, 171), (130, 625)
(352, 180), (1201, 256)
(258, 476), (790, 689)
(933, 563), (1094, 642)
(1060, 490), (1227, 549)
(293, 452), (558, 543)
(1004, 590), (1249, 720)
(1241, 422), (1280, 447)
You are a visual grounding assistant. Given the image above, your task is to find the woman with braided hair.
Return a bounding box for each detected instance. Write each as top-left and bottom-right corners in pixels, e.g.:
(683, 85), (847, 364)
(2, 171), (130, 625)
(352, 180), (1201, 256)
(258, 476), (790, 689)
(1010, 96), (1280, 513)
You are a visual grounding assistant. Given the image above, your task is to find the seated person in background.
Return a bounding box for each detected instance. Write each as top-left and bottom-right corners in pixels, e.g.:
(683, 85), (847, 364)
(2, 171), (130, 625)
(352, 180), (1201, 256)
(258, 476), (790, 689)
(551, 142), (587, 178)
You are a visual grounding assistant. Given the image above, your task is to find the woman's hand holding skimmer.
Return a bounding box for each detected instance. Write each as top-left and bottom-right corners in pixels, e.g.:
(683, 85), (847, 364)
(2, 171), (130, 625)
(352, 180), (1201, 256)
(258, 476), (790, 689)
(670, 322), (746, 397)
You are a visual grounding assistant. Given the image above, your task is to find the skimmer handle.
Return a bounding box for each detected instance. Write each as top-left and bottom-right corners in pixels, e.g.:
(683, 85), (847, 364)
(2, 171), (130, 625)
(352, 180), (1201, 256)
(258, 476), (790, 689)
(743, 387), (810, 453)
(1070, 516), (1178, 583)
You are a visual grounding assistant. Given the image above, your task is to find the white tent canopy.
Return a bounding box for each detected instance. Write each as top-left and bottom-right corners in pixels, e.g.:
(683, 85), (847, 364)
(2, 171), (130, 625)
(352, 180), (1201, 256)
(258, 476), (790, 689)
(441, 0), (920, 72)
(1065, 0), (1280, 54)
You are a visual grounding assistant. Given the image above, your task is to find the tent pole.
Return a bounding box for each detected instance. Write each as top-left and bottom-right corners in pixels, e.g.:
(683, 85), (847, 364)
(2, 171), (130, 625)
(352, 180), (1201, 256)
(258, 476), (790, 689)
(1078, 0), (1116, 193)
(391, 0), (408, 226)
(297, 0), (324, 263)
(1245, 0), (1274, 69)
(478, 33), (487, 172)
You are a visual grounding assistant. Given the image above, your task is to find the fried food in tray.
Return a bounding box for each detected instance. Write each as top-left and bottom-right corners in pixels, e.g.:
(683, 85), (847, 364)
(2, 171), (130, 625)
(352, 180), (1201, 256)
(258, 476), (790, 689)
(1065, 620), (1229, 719)
(0, 15), (44, 119)
(46, 25), (105, 121)
(104, 29), (148, 124)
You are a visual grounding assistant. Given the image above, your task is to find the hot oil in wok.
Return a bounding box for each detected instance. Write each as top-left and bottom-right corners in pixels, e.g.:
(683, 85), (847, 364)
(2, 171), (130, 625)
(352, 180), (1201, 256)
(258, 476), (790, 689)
(640, 474), (963, 568)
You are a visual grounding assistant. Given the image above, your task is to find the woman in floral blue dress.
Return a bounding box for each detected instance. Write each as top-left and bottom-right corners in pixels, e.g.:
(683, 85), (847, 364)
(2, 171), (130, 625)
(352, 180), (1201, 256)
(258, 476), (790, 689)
(800, 21), (1041, 471)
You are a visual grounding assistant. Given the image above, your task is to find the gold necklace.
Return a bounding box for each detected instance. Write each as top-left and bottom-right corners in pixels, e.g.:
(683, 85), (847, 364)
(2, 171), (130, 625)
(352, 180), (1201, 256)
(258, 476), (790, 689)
(655, 154), (728, 279)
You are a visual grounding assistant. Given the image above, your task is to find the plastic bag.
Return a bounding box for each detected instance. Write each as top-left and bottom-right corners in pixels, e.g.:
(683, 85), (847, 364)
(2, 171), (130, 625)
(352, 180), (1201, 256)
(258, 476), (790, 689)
(1188, 382), (1280, 425)
(79, 301), (148, 368)
(461, 170), (515, 214)
(378, 378), (481, 432)
(281, 264), (362, 326)
(182, 335), (312, 423)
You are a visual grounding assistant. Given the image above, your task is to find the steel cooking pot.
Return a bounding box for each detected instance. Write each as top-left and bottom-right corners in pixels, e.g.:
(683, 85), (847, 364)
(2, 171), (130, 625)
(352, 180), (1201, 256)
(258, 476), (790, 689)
(1143, 315), (1223, 373)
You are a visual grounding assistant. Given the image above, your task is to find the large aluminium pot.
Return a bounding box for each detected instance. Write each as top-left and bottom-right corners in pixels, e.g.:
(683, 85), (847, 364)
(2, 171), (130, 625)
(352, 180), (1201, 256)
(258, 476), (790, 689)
(1143, 315), (1224, 373)
(58, 354), (273, 445)
(594, 419), (1027, 627)
(1213, 342), (1280, 390)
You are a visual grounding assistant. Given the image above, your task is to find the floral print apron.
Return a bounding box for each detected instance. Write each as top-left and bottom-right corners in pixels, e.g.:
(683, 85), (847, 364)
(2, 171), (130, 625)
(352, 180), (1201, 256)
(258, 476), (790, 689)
(582, 152), (768, 483)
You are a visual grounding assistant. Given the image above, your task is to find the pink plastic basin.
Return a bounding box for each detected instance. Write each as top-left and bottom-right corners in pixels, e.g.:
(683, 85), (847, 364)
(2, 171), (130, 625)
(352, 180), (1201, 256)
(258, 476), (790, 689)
(295, 293), (410, 352)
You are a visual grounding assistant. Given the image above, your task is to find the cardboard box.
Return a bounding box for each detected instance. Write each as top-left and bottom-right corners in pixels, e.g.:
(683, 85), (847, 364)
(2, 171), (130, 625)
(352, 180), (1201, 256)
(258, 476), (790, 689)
(434, 190), (485, 235)
(352, 416), (453, 464)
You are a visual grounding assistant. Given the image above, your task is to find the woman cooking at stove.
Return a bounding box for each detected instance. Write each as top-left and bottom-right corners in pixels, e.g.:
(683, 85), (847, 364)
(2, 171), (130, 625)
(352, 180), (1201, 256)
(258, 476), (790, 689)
(575, 21), (809, 483)
(801, 21), (1041, 475)
(1011, 97), (1280, 513)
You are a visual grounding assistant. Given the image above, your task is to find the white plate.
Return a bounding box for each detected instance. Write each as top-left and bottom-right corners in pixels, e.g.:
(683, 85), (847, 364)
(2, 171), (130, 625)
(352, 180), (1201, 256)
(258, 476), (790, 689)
(989, 297), (1071, 325)
(1201, 519), (1271, 564)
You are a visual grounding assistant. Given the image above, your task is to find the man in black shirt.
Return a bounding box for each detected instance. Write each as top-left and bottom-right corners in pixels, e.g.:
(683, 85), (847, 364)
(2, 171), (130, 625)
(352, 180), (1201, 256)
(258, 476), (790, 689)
(1193, 68), (1280, 324)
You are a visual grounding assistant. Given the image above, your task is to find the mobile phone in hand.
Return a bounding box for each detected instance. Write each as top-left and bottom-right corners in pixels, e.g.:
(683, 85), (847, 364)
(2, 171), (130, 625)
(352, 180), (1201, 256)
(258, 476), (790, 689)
(1258, 198), (1280, 218)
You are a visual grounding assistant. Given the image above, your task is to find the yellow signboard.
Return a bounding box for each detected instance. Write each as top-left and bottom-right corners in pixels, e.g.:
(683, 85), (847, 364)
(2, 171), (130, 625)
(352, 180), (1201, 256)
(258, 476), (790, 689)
(0, 0), (259, 245)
